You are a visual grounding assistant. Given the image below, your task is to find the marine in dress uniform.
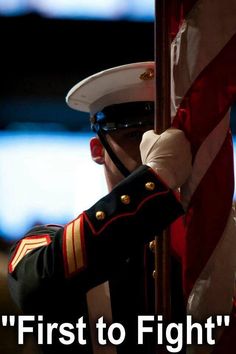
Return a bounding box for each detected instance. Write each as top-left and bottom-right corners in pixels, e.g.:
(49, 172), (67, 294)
(8, 62), (191, 354)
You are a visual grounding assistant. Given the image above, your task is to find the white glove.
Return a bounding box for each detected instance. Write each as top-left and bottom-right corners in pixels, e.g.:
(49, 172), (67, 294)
(140, 128), (192, 189)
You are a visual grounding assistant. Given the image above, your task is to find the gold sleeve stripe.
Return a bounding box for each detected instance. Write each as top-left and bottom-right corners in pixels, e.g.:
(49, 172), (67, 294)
(65, 222), (76, 275)
(73, 217), (84, 270)
(64, 216), (85, 277)
(9, 235), (51, 273)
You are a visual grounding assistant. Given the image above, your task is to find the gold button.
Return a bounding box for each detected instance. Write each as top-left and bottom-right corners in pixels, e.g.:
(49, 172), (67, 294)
(120, 195), (131, 205)
(152, 270), (157, 279)
(145, 182), (155, 191)
(96, 211), (106, 220)
(149, 240), (156, 253)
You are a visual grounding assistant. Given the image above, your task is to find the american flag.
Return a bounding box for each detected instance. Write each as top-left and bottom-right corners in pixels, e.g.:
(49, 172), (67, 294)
(169, 0), (236, 328)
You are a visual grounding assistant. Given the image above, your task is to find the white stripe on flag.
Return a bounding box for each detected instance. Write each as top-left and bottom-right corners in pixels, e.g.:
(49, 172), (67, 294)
(181, 111), (230, 209)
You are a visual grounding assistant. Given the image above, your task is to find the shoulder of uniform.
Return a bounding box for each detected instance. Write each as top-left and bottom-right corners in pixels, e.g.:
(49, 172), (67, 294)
(25, 223), (63, 237)
(8, 224), (64, 274)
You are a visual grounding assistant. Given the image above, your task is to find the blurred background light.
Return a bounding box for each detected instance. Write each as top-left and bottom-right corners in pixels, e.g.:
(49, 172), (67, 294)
(0, 0), (154, 21)
(0, 131), (107, 240)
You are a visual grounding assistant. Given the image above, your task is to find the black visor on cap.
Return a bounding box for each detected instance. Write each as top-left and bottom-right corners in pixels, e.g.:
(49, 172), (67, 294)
(91, 101), (154, 132)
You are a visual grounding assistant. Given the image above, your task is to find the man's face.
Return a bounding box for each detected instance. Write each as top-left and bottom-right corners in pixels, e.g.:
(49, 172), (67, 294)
(103, 125), (152, 191)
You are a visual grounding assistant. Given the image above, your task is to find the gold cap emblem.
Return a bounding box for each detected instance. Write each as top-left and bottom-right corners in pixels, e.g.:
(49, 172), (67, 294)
(140, 68), (154, 81)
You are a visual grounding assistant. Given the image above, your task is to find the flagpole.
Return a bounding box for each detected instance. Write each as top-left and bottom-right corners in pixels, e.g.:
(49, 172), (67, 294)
(154, 0), (171, 336)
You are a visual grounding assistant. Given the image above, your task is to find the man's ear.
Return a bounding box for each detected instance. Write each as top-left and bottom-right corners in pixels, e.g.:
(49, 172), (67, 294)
(90, 137), (105, 165)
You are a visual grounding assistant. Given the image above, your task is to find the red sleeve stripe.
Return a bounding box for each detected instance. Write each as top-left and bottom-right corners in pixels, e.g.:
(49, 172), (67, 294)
(63, 215), (86, 277)
(83, 190), (170, 236)
(9, 235), (51, 273)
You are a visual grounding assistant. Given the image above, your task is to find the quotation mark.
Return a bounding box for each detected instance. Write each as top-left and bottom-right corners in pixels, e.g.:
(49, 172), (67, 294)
(1, 315), (16, 327)
(216, 315), (230, 327)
